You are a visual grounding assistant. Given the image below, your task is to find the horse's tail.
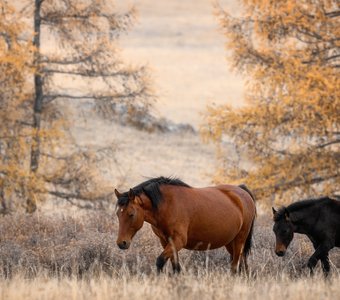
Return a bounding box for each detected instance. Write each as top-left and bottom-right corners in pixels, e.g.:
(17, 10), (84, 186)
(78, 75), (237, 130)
(238, 184), (256, 257)
(238, 184), (256, 203)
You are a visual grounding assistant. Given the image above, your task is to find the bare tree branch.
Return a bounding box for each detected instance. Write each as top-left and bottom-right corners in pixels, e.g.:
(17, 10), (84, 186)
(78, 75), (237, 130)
(47, 190), (114, 209)
(325, 10), (340, 18)
(317, 139), (340, 148)
(42, 68), (133, 78)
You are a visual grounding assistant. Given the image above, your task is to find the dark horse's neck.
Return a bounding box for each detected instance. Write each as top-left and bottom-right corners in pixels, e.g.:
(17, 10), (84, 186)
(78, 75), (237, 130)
(287, 198), (322, 234)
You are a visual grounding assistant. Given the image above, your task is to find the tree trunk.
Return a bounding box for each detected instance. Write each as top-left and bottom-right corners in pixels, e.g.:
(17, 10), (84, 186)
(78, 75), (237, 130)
(0, 189), (9, 215)
(28, 0), (44, 213)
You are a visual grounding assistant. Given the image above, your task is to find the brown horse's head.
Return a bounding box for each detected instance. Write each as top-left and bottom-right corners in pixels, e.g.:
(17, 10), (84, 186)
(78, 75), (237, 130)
(272, 207), (294, 256)
(115, 188), (144, 250)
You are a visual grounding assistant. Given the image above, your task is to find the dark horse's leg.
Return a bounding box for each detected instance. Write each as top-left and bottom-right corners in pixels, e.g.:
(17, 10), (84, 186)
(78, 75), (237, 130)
(308, 240), (334, 276)
(320, 254), (330, 276)
(310, 241), (331, 276)
(156, 235), (186, 274)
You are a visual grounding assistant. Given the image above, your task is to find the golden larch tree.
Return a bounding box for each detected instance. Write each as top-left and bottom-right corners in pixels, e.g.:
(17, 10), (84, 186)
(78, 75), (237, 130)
(0, 0), (154, 213)
(0, 1), (41, 213)
(202, 0), (340, 204)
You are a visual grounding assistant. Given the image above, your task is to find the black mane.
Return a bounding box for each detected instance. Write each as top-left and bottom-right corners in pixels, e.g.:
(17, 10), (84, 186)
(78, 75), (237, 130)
(117, 176), (191, 208)
(275, 196), (334, 221)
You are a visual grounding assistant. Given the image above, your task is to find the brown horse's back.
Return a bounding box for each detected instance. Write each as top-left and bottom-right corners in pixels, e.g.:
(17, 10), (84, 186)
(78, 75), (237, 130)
(159, 184), (255, 250)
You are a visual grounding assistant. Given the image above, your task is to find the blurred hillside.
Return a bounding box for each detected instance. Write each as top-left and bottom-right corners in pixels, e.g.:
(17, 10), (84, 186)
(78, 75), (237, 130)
(118, 0), (244, 127)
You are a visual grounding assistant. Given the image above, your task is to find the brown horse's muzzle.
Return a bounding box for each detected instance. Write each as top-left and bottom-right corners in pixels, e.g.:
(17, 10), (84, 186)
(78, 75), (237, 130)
(117, 239), (131, 250)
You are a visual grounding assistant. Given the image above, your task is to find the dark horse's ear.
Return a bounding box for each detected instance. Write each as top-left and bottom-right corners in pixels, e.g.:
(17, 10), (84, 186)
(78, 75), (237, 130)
(114, 189), (121, 198)
(272, 207), (277, 216)
(284, 209), (290, 221)
(128, 189), (135, 201)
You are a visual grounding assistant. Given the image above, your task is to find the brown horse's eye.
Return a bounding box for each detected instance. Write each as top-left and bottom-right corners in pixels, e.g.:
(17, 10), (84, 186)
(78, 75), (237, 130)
(129, 213), (134, 218)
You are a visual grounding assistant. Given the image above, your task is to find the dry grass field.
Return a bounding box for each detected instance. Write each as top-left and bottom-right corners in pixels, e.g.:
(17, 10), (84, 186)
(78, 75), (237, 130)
(0, 210), (340, 300)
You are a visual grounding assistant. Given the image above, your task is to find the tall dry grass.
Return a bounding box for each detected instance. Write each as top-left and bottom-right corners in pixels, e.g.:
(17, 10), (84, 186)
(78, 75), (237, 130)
(0, 211), (339, 299)
(2, 271), (340, 300)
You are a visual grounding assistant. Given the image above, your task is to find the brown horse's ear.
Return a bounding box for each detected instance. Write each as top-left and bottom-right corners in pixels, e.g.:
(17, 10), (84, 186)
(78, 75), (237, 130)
(114, 189), (121, 198)
(128, 189), (135, 201)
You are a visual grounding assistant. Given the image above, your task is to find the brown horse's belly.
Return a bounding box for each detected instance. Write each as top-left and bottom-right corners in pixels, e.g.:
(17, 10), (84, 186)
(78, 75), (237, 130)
(185, 239), (230, 250)
(184, 199), (243, 250)
(185, 218), (241, 250)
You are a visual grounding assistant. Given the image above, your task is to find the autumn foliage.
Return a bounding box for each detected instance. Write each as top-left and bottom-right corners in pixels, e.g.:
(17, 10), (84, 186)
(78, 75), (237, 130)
(0, 2), (40, 213)
(0, 0), (154, 213)
(202, 0), (340, 204)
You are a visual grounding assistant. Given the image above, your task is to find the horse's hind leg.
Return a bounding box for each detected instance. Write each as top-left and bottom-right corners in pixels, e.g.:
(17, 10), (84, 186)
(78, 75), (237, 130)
(227, 244), (248, 273)
(240, 253), (249, 275)
(230, 229), (250, 274)
(225, 244), (233, 262)
(230, 240), (243, 274)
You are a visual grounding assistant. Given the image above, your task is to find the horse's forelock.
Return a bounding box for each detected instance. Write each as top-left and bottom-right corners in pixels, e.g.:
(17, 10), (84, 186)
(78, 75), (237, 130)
(117, 192), (130, 206)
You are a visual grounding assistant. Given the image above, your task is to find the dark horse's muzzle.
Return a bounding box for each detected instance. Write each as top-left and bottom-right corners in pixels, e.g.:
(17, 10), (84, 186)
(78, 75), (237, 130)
(275, 240), (287, 257)
(275, 244), (286, 256)
(117, 240), (130, 250)
(275, 250), (286, 257)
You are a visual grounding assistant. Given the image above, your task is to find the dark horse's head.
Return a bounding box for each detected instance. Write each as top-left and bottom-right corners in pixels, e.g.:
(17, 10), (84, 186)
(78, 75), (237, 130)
(272, 207), (294, 257)
(114, 188), (145, 250)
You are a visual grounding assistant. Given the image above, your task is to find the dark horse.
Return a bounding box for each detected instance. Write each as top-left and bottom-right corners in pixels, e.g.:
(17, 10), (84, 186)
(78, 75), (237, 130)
(115, 177), (256, 274)
(272, 196), (340, 276)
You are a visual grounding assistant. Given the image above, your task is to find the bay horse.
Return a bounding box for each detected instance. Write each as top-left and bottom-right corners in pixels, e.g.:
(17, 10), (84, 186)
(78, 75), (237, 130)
(114, 177), (256, 274)
(272, 196), (340, 276)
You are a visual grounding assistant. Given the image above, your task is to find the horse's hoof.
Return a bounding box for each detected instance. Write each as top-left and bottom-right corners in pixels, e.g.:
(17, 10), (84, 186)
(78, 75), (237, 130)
(172, 263), (181, 274)
(156, 255), (167, 274)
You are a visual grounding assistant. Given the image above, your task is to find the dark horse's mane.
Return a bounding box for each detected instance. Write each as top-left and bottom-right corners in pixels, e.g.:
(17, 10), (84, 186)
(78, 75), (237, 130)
(274, 196), (335, 221)
(117, 176), (191, 208)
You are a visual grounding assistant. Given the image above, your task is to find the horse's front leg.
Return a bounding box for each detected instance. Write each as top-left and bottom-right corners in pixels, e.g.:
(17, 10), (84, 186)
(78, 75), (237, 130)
(156, 234), (186, 274)
(320, 254), (330, 277)
(307, 240), (333, 275)
(157, 237), (181, 273)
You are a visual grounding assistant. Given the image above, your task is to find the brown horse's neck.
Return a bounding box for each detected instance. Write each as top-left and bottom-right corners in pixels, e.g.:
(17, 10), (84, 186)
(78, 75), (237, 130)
(140, 195), (159, 227)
